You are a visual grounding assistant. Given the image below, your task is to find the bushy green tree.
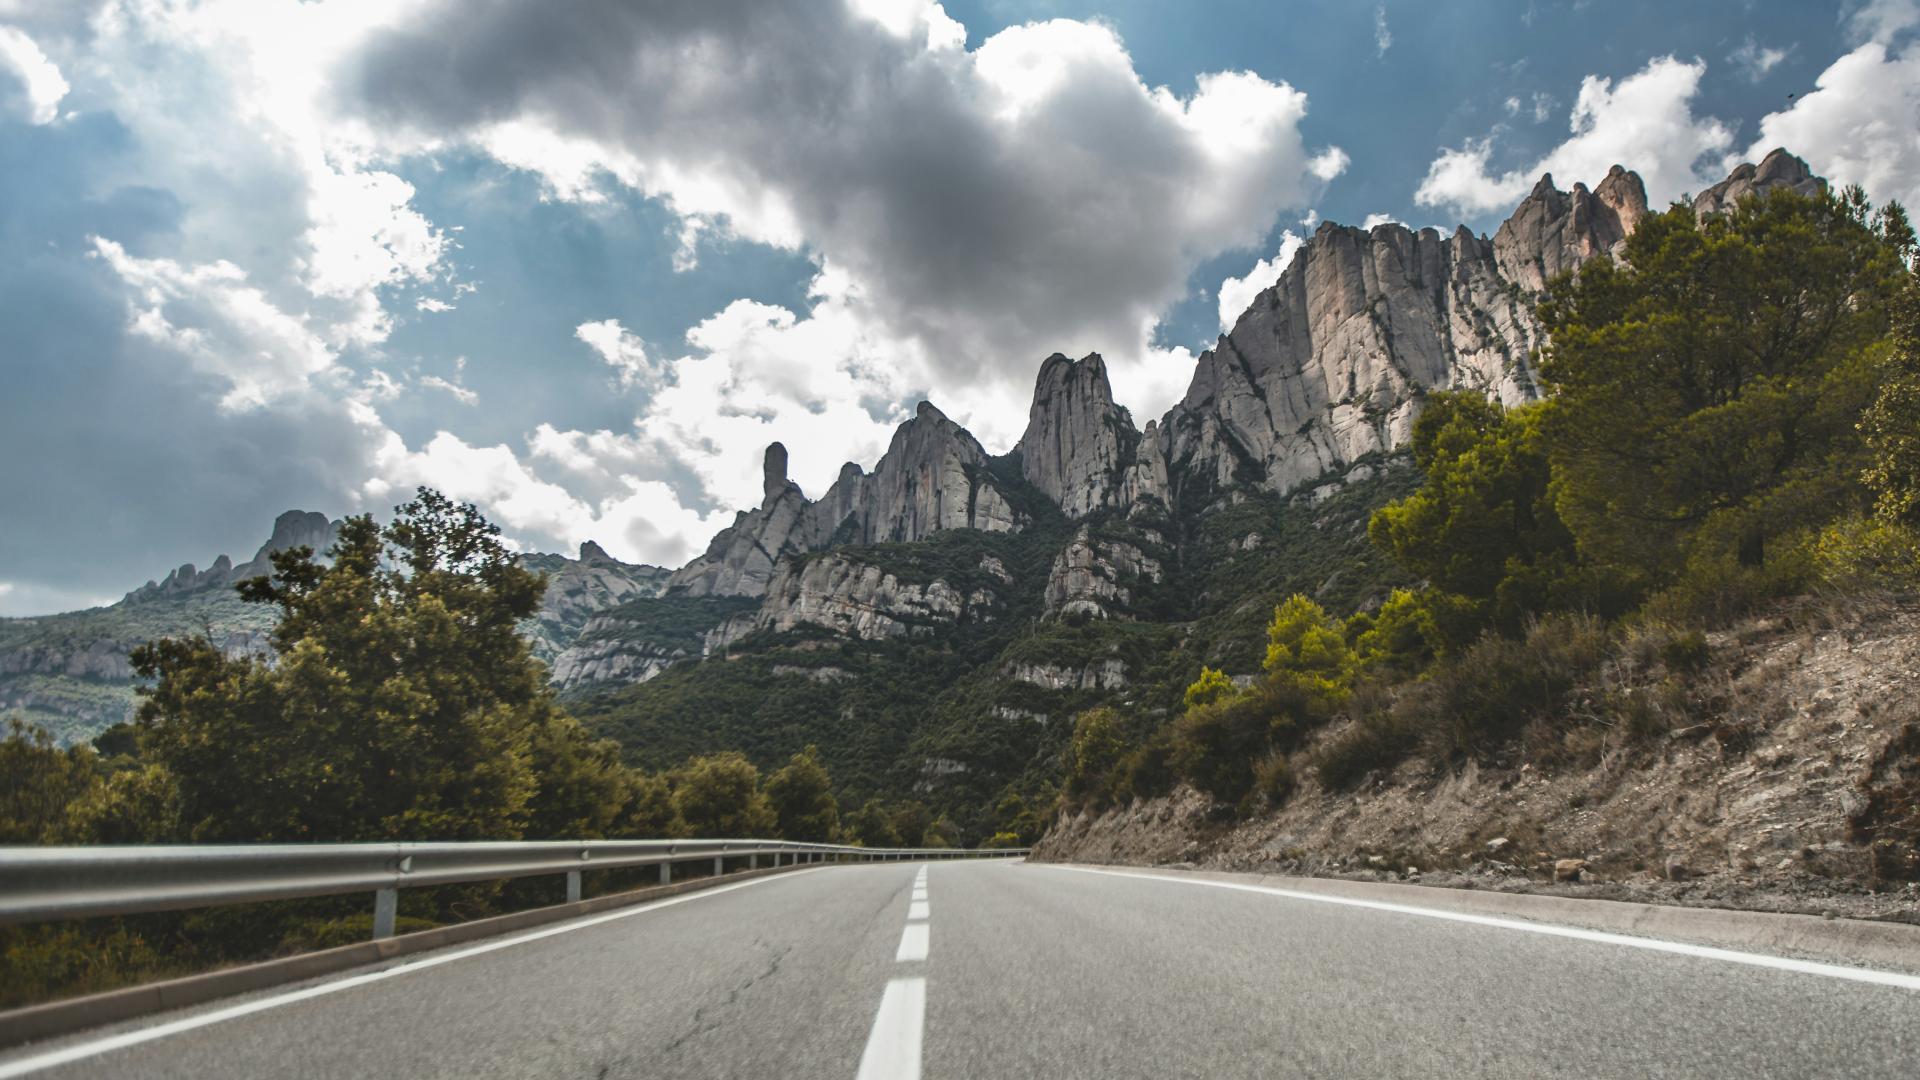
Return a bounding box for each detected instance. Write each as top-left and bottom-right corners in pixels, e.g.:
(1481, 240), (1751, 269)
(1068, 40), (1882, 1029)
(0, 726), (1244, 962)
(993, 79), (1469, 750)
(1350, 588), (1481, 673)
(0, 718), (99, 843)
(1538, 186), (1909, 607)
(1262, 595), (1359, 706)
(523, 715), (636, 840)
(846, 798), (901, 847)
(131, 489), (574, 842)
(1171, 682), (1309, 807)
(669, 751), (774, 837)
(1368, 392), (1599, 633)
(989, 790), (1043, 844)
(1063, 707), (1127, 806)
(616, 771), (679, 838)
(764, 745), (839, 842)
(1860, 283), (1920, 526)
(1182, 666), (1237, 709)
(1818, 278), (1920, 588)
(889, 801), (934, 847)
(63, 765), (180, 844)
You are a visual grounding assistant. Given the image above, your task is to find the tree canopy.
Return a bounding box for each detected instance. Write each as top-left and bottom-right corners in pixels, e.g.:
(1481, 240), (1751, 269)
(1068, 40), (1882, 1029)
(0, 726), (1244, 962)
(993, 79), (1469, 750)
(1537, 186), (1910, 601)
(133, 489), (582, 842)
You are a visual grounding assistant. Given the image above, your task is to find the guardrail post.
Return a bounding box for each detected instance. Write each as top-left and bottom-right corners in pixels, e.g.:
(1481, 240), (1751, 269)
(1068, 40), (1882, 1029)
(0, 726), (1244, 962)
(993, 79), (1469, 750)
(660, 861), (671, 885)
(566, 871), (582, 904)
(713, 856), (723, 877)
(749, 853), (758, 870)
(372, 888), (397, 940)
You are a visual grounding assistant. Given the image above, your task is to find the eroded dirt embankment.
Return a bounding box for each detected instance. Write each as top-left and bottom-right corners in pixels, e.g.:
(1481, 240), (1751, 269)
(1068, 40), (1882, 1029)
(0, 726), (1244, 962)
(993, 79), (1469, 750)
(1034, 601), (1920, 923)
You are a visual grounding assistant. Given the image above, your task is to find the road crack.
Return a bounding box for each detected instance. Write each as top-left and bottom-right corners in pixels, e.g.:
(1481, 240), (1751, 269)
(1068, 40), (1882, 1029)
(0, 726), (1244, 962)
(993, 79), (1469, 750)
(658, 937), (793, 1057)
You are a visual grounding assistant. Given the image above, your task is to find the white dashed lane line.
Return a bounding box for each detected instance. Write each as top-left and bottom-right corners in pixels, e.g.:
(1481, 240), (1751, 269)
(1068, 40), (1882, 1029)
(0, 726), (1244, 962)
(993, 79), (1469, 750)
(895, 922), (931, 962)
(856, 863), (932, 1080)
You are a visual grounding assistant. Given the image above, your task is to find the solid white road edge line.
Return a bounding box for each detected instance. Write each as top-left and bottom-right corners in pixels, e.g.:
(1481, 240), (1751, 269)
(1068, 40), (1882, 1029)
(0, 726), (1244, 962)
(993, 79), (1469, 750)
(0, 867), (830, 1079)
(854, 977), (925, 1080)
(895, 922), (930, 962)
(1045, 865), (1920, 992)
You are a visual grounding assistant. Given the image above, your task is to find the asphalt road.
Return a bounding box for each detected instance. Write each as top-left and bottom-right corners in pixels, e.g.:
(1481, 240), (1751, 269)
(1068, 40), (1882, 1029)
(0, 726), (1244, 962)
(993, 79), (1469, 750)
(3, 860), (1916, 1079)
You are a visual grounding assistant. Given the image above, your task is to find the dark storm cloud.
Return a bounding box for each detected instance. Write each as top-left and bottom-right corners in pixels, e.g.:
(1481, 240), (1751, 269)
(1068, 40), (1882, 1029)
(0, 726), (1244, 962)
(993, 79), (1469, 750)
(340, 0), (1334, 386)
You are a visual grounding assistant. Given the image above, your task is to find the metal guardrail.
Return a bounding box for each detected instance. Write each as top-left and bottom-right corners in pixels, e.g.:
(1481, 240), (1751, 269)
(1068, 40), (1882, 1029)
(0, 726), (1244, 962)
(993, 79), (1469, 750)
(0, 840), (1029, 939)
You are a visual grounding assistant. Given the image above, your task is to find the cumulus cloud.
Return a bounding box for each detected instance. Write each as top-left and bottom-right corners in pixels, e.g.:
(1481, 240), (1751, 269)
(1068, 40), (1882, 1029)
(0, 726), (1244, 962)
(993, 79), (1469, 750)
(77, 1), (447, 350)
(1728, 37), (1792, 82)
(355, 404), (733, 568)
(88, 237), (337, 410)
(1415, 56), (1733, 217)
(418, 373), (475, 406)
(0, 23), (65, 123)
(10, 0), (1355, 588)
(341, 2), (1342, 430)
(1743, 35), (1920, 214)
(574, 319), (661, 392)
(1847, 0), (1920, 44)
(1216, 230), (1305, 332)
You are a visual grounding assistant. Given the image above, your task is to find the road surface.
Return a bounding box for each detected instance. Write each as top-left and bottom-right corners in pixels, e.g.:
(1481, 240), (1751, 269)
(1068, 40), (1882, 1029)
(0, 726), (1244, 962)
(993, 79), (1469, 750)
(2, 860), (1915, 1078)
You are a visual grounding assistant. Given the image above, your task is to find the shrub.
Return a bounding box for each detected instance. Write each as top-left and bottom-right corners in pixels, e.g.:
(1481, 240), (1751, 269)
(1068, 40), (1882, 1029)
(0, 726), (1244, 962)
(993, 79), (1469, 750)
(1171, 684), (1308, 805)
(1814, 516), (1920, 592)
(0, 718), (101, 843)
(1411, 614), (1614, 760)
(1263, 595), (1359, 706)
(1658, 630), (1711, 675)
(1064, 707), (1128, 808)
(846, 798), (901, 847)
(0, 924), (169, 1010)
(764, 745), (840, 842)
(1113, 730), (1178, 804)
(1253, 752), (1296, 805)
(1312, 710), (1420, 790)
(1183, 666), (1237, 709)
(669, 752), (774, 837)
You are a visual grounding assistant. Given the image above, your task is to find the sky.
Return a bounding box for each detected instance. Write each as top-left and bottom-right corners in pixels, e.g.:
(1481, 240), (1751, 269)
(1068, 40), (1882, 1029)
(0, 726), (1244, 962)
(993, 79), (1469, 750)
(1, 0), (1916, 615)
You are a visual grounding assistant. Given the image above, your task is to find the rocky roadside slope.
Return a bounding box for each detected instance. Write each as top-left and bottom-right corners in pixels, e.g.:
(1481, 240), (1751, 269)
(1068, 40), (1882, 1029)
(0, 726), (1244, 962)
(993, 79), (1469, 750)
(1035, 599), (1920, 923)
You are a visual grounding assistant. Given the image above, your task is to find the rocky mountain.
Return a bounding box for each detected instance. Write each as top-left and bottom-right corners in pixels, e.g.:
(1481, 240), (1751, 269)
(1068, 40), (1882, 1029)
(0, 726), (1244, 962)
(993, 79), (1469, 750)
(520, 542), (671, 662)
(560, 148), (1828, 831)
(666, 402), (1023, 600)
(7, 151), (1826, 822)
(2, 516), (667, 741)
(1691, 147), (1822, 217)
(122, 511), (341, 604)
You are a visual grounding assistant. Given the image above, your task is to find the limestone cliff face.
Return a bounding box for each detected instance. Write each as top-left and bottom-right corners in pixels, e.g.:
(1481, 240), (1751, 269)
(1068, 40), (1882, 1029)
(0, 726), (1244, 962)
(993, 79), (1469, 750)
(1015, 353), (1138, 518)
(703, 550), (993, 651)
(668, 404), (1024, 598)
(1492, 166), (1650, 293)
(1135, 152), (1818, 511)
(835, 401), (1021, 543)
(520, 542), (670, 662)
(1042, 525), (1164, 620)
(548, 628), (687, 690)
(1157, 220), (1545, 500)
(1693, 148), (1823, 218)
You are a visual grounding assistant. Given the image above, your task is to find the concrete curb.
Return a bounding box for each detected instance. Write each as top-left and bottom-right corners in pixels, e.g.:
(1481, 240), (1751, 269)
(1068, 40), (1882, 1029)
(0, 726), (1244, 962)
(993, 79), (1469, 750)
(1054, 862), (1920, 976)
(0, 863), (810, 1051)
